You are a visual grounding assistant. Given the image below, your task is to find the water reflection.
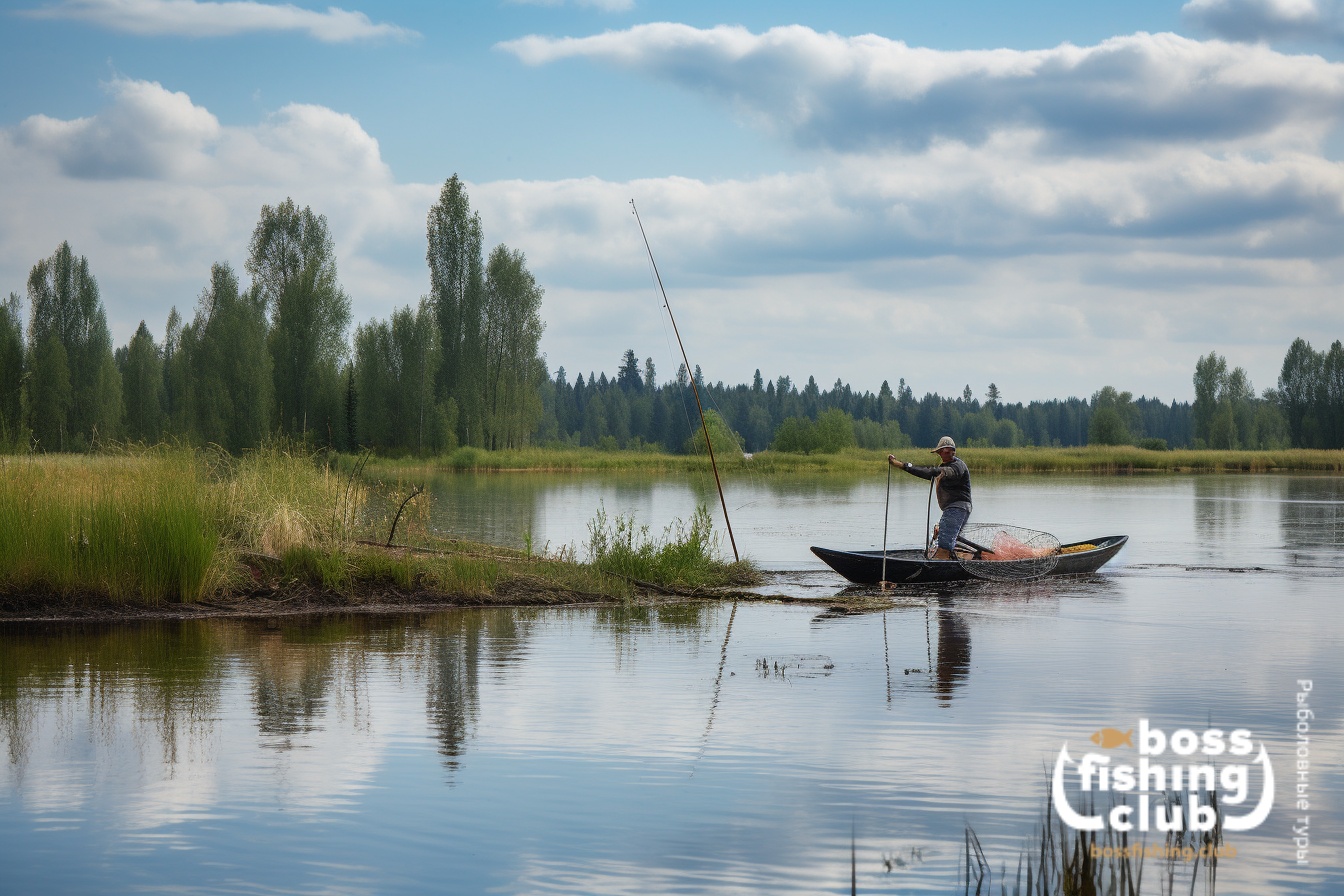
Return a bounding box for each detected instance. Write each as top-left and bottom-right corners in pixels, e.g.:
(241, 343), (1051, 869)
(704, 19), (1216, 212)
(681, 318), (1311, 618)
(933, 602), (971, 706)
(426, 612), (483, 769)
(1278, 476), (1344, 557)
(416, 469), (889, 561)
(0, 622), (227, 772)
(253, 630), (333, 746)
(1194, 476), (1253, 544)
(2, 475), (1341, 896)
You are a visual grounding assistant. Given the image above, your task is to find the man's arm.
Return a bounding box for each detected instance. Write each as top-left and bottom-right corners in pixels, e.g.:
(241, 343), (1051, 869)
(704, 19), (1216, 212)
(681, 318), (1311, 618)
(889, 455), (939, 481)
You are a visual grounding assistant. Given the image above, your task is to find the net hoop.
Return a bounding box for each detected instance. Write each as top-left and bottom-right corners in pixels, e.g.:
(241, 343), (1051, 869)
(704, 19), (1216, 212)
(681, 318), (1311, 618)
(954, 523), (1061, 582)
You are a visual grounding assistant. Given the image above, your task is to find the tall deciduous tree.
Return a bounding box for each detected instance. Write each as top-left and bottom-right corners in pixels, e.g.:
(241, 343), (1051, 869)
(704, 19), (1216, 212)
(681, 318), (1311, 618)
(1087, 386), (1138, 445)
(162, 307), (185, 432)
(481, 244), (546, 449)
(24, 242), (121, 449)
(1277, 338), (1321, 447)
(1194, 350), (1282, 449)
(247, 199), (349, 441)
(1193, 352), (1228, 447)
(353, 300), (440, 454)
(427, 175), (485, 446)
(179, 263), (274, 453)
(1325, 341), (1344, 449)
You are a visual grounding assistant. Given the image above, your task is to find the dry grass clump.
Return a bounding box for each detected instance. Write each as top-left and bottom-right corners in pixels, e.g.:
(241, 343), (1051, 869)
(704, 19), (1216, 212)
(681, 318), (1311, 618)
(220, 444), (364, 554)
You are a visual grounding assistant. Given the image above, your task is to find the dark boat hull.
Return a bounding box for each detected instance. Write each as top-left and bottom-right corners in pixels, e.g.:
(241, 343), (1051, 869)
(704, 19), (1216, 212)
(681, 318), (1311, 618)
(810, 536), (1128, 586)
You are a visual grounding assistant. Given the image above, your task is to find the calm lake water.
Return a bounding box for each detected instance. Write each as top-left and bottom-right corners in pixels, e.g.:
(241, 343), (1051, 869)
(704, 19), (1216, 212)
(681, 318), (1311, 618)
(2, 471), (1341, 895)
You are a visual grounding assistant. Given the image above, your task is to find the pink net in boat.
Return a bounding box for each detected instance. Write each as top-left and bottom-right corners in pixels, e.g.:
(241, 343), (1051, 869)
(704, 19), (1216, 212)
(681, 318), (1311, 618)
(955, 523), (1061, 581)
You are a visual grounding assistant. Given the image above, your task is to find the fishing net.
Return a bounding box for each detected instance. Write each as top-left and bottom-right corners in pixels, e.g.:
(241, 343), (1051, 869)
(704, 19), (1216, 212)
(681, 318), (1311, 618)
(953, 522), (1061, 582)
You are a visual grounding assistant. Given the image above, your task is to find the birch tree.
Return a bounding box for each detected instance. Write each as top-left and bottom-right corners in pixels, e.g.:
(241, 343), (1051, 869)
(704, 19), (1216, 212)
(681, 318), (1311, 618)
(247, 199), (349, 440)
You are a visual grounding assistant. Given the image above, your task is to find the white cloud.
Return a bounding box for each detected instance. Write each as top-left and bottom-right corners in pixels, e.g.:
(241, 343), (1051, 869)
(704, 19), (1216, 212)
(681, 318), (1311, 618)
(1184, 0), (1344, 44)
(499, 24), (1344, 153)
(16, 78), (220, 180)
(472, 146), (1344, 282)
(0, 79), (430, 344)
(2, 73), (1341, 401)
(19, 0), (418, 42)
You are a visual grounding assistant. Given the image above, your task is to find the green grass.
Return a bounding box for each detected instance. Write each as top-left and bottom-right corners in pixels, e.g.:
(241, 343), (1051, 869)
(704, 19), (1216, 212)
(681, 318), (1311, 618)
(0, 448), (220, 602)
(358, 444), (1344, 476)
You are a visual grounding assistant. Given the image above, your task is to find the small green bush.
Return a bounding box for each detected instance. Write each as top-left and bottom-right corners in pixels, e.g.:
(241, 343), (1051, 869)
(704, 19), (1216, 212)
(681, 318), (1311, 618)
(585, 502), (758, 590)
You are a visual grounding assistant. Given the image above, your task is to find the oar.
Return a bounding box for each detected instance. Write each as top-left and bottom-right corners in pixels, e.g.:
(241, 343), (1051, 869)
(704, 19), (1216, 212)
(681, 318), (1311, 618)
(955, 534), (995, 556)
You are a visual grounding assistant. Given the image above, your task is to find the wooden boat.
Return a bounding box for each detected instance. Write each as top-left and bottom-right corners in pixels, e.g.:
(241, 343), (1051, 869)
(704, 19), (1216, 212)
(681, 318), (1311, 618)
(810, 535), (1128, 586)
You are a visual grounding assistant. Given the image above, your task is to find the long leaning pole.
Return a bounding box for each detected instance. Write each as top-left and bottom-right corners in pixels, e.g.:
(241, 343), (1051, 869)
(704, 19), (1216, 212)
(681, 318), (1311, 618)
(630, 200), (739, 563)
(881, 461), (891, 588)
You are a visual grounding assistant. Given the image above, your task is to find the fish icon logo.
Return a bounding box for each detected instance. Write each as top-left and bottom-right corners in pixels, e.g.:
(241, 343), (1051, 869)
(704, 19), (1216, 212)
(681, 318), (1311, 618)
(1090, 728), (1133, 749)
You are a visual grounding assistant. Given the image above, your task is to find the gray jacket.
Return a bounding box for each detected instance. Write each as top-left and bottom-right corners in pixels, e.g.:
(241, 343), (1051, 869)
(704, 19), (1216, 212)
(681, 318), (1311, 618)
(901, 456), (972, 511)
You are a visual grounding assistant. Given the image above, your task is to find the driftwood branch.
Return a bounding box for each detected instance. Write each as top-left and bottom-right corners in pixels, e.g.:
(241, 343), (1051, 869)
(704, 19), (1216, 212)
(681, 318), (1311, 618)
(386, 485), (424, 547)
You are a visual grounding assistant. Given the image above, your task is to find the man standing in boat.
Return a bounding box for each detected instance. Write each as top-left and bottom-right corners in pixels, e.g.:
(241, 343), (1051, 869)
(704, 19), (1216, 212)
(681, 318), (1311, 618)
(888, 436), (971, 560)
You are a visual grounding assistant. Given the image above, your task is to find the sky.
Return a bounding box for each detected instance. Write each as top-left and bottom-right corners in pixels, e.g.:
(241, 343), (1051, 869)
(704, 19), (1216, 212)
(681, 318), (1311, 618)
(1, 0), (1342, 405)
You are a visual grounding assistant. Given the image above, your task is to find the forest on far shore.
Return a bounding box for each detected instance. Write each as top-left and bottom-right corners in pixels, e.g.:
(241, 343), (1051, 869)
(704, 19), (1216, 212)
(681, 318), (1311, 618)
(2, 175), (1341, 458)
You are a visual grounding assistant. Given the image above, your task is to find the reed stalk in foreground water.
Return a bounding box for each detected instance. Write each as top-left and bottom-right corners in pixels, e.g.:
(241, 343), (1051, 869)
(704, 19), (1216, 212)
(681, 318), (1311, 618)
(961, 789), (1224, 896)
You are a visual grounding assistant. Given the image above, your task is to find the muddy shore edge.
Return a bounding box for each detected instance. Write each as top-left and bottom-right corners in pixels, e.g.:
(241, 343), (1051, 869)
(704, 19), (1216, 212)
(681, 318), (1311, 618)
(0, 580), (854, 624)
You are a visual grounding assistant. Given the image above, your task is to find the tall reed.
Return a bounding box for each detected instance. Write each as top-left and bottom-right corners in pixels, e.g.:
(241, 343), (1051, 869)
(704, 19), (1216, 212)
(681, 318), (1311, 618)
(0, 449), (219, 602)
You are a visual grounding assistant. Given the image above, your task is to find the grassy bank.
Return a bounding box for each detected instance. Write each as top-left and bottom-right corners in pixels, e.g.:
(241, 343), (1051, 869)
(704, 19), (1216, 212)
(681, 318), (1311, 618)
(0, 446), (759, 612)
(364, 444), (1344, 476)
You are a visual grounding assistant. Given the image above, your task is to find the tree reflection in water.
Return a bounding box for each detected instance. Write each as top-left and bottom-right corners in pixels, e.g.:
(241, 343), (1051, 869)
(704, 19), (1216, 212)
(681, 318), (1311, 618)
(0, 621), (226, 772)
(424, 608), (537, 772)
(425, 612), (482, 771)
(1279, 476), (1344, 556)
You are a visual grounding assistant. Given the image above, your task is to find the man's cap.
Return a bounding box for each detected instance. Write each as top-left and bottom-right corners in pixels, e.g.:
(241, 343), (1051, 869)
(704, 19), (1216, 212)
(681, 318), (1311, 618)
(932, 436), (956, 452)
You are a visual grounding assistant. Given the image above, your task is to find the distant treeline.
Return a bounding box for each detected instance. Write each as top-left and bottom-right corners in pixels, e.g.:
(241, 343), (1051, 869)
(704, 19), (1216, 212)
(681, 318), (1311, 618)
(541, 359), (1192, 453)
(544, 339), (1344, 453)
(1, 179), (1341, 456)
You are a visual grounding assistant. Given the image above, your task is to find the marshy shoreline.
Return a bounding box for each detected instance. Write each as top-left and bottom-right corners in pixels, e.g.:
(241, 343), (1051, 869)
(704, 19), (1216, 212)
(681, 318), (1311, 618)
(0, 445), (764, 623)
(3, 443), (1341, 624)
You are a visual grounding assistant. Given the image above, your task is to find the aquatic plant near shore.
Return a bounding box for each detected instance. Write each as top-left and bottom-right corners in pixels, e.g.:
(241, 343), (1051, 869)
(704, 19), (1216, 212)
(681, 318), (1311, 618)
(584, 502), (760, 591)
(960, 788), (1226, 896)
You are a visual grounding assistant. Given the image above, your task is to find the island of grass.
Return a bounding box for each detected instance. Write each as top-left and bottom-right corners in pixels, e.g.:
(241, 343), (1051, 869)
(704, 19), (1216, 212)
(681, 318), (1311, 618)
(0, 445), (761, 622)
